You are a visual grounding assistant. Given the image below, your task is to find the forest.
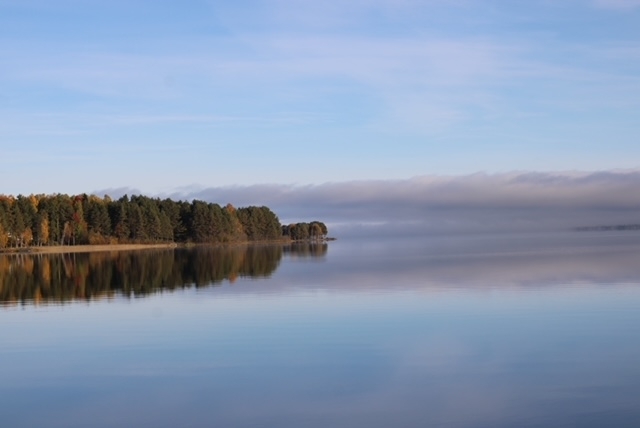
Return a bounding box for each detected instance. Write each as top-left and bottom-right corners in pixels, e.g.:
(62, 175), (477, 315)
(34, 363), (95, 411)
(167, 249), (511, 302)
(0, 193), (328, 248)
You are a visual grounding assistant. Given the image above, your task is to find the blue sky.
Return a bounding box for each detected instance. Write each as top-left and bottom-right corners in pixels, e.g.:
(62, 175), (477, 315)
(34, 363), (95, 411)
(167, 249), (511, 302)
(1, 0), (640, 197)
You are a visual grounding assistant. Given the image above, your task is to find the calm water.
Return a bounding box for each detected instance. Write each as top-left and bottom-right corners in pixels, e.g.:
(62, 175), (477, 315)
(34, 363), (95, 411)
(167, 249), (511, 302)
(2, 233), (640, 427)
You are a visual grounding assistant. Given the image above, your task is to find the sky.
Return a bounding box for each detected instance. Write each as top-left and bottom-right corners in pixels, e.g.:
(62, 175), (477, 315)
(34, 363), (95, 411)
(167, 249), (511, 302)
(2, 0), (640, 232)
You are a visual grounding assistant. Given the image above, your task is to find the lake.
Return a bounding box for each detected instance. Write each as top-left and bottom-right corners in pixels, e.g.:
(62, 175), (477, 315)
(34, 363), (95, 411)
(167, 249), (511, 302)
(2, 232), (640, 427)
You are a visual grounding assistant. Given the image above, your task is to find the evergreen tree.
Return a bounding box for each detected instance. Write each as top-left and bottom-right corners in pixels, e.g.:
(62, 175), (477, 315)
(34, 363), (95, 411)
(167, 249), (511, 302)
(128, 203), (147, 242)
(10, 203), (25, 247)
(87, 197), (111, 237)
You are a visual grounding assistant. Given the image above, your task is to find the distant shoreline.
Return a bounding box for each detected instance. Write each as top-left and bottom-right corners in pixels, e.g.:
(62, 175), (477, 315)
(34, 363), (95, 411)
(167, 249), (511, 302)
(575, 224), (640, 232)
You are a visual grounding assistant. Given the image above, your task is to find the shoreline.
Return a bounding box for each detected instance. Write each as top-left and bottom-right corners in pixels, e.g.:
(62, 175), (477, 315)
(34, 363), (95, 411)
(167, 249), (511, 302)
(0, 238), (333, 256)
(0, 243), (179, 255)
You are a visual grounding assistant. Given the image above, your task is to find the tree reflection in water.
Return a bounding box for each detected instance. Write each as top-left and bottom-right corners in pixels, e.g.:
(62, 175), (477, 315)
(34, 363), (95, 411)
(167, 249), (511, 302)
(0, 243), (327, 305)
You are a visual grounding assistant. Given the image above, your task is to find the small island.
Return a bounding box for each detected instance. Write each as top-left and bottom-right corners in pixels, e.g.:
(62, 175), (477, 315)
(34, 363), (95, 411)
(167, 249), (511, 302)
(0, 193), (330, 253)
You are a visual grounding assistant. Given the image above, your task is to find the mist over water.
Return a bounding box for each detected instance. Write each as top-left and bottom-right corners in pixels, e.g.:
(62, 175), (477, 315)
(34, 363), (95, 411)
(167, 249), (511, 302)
(158, 171), (640, 236)
(2, 231), (640, 427)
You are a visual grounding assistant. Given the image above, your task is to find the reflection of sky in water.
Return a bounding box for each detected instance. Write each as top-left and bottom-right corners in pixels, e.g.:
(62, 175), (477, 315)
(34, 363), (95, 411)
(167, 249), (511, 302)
(2, 233), (640, 427)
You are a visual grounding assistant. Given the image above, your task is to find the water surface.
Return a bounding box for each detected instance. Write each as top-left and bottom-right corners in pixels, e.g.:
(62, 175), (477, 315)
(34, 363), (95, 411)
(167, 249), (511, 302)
(2, 233), (640, 427)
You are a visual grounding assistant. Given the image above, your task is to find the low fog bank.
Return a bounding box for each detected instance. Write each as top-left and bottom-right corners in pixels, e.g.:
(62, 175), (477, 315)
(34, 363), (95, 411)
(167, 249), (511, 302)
(94, 171), (640, 237)
(167, 171), (640, 237)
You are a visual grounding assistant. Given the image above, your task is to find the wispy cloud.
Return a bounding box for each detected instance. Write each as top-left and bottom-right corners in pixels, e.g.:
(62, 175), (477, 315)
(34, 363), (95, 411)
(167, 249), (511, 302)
(4, 31), (638, 138)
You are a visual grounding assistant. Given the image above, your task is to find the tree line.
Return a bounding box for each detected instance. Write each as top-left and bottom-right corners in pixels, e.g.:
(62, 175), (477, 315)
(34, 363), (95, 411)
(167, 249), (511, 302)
(0, 193), (328, 248)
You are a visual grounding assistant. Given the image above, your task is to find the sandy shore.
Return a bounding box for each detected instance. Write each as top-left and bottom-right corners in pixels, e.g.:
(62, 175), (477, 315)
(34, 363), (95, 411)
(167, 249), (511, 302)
(0, 238), (332, 255)
(1, 243), (178, 255)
